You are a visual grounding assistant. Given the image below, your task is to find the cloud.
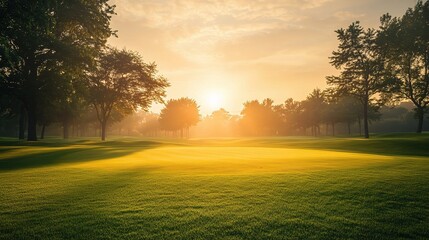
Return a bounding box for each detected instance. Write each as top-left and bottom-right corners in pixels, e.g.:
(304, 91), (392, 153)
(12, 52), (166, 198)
(108, 0), (415, 114)
(111, 0), (334, 63)
(334, 11), (365, 21)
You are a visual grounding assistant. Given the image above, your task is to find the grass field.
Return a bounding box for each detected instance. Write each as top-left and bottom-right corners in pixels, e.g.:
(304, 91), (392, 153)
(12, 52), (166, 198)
(1, 134), (429, 239)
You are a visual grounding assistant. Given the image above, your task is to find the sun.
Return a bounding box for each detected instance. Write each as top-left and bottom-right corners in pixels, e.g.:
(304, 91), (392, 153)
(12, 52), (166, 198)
(206, 91), (224, 110)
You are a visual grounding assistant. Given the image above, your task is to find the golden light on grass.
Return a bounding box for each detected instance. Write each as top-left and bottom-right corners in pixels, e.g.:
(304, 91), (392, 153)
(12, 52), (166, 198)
(74, 146), (393, 175)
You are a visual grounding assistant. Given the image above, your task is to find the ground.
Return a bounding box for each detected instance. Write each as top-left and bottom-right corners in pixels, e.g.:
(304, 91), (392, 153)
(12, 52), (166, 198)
(0, 134), (428, 239)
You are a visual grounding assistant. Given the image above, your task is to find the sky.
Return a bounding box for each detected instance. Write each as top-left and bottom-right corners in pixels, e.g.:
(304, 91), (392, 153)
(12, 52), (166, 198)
(108, 0), (417, 115)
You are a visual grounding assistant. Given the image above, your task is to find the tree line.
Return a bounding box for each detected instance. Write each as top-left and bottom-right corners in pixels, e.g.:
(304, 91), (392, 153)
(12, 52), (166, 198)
(146, 92), (379, 138)
(327, 0), (429, 138)
(75, 93), (418, 138)
(1, 0), (428, 140)
(0, 0), (169, 141)
(156, 1), (429, 138)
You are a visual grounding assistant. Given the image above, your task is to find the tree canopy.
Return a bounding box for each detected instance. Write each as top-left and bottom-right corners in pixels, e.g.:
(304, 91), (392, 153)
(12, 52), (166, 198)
(327, 21), (395, 138)
(88, 47), (169, 141)
(0, 0), (115, 140)
(378, 1), (429, 133)
(159, 98), (199, 138)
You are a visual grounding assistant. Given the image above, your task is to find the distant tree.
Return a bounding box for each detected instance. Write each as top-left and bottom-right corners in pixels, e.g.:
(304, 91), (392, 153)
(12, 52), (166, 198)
(277, 98), (302, 135)
(210, 108), (231, 122)
(327, 22), (395, 138)
(88, 47), (169, 141)
(240, 98), (282, 136)
(378, 1), (429, 133)
(0, 93), (23, 138)
(301, 89), (326, 136)
(205, 108), (232, 137)
(0, 0), (115, 140)
(75, 106), (99, 137)
(38, 97), (56, 139)
(322, 103), (341, 136)
(159, 98), (200, 138)
(139, 112), (161, 137)
(336, 96), (362, 135)
(323, 89), (361, 136)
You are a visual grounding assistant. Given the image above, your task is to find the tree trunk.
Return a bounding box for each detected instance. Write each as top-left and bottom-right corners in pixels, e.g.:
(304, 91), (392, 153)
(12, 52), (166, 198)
(347, 121), (351, 135)
(27, 104), (37, 141)
(325, 123), (329, 136)
(72, 122), (75, 137)
(416, 107), (424, 133)
(180, 128), (184, 138)
(331, 122), (335, 136)
(27, 109), (37, 141)
(63, 118), (69, 139)
(19, 104), (26, 140)
(26, 59), (38, 141)
(101, 120), (107, 141)
(40, 123), (46, 139)
(358, 116), (362, 136)
(363, 101), (369, 138)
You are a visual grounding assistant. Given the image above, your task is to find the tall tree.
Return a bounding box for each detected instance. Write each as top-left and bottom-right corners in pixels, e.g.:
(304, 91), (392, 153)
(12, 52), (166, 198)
(158, 98), (200, 138)
(327, 22), (394, 138)
(0, 0), (115, 140)
(88, 47), (169, 141)
(379, 1), (429, 133)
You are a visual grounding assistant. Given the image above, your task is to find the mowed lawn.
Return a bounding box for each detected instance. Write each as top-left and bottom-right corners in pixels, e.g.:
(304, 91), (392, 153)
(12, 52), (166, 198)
(0, 135), (428, 239)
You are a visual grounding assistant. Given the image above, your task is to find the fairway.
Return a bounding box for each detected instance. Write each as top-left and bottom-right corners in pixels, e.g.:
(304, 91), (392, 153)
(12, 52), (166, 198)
(1, 135), (429, 239)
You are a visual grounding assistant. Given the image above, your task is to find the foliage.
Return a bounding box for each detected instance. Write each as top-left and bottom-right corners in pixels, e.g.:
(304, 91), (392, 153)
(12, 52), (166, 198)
(327, 21), (396, 138)
(159, 97), (200, 137)
(300, 89), (326, 135)
(240, 98), (283, 135)
(0, 0), (116, 140)
(378, 1), (429, 132)
(88, 47), (169, 140)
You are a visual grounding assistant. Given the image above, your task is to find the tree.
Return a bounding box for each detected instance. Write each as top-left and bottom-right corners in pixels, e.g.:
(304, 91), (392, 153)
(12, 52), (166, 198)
(139, 112), (161, 137)
(379, 1), (429, 133)
(159, 98), (200, 138)
(88, 47), (169, 141)
(240, 98), (282, 136)
(327, 22), (394, 138)
(206, 108), (232, 137)
(0, 0), (115, 140)
(277, 98), (302, 135)
(301, 89), (326, 136)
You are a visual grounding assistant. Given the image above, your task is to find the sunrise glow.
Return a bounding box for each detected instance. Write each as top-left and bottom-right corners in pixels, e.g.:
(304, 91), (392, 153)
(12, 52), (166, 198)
(205, 91), (224, 111)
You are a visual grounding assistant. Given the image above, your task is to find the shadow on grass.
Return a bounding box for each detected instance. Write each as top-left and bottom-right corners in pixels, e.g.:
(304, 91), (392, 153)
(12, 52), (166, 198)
(274, 134), (429, 157)
(0, 141), (162, 171)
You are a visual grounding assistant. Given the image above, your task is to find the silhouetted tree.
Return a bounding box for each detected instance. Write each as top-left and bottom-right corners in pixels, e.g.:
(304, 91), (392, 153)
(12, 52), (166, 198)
(88, 47), (169, 141)
(159, 98), (200, 138)
(0, 0), (115, 140)
(327, 22), (394, 138)
(379, 1), (429, 133)
(278, 98), (302, 135)
(301, 89), (326, 136)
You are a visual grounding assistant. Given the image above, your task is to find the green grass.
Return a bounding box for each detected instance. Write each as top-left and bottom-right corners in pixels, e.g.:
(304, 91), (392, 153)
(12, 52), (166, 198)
(0, 134), (428, 239)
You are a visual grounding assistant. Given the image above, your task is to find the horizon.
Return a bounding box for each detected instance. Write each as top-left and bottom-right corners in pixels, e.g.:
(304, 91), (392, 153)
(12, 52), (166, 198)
(1, 1), (429, 239)
(108, 0), (416, 115)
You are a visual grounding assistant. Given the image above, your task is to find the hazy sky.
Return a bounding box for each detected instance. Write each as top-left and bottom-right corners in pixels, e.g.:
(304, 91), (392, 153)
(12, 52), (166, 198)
(108, 0), (416, 115)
